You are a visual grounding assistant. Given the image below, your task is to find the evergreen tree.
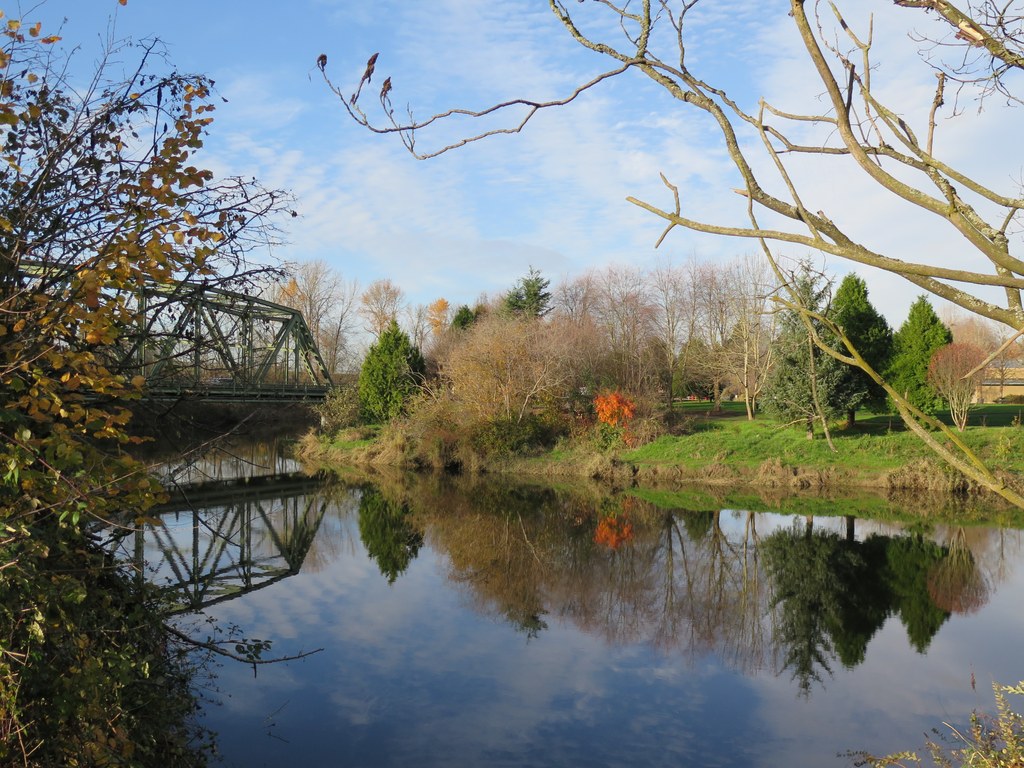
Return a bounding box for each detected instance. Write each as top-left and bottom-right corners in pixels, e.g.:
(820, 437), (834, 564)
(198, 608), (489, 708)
(357, 320), (426, 422)
(831, 274), (893, 426)
(762, 269), (846, 438)
(886, 296), (952, 414)
(451, 304), (477, 330)
(503, 266), (552, 317)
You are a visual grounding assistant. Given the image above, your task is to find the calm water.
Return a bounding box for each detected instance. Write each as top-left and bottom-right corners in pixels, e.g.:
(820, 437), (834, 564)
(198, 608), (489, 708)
(134, 466), (1024, 768)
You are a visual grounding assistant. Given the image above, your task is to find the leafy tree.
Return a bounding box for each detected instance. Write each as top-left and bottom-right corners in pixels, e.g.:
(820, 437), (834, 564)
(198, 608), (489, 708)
(451, 303), (478, 330)
(426, 297), (452, 336)
(762, 269), (846, 439)
(503, 266), (552, 318)
(359, 278), (406, 337)
(0, 17), (283, 529)
(0, 9), (286, 762)
(358, 319), (425, 422)
(887, 296), (953, 415)
(831, 274), (893, 426)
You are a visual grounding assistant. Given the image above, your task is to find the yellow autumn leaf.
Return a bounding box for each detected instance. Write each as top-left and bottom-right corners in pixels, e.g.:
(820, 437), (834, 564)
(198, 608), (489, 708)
(29, 22), (41, 37)
(130, 375), (145, 388)
(182, 211), (197, 226)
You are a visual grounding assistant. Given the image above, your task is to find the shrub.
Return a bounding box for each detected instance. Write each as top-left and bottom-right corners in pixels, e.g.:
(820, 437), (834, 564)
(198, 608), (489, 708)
(594, 391), (637, 428)
(470, 414), (561, 457)
(592, 391), (637, 449)
(314, 385), (361, 435)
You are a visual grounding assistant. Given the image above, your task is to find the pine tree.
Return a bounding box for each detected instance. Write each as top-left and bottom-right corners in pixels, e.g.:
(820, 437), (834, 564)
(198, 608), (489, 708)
(451, 304), (477, 330)
(503, 266), (552, 318)
(831, 274), (893, 426)
(886, 296), (952, 414)
(358, 320), (426, 422)
(762, 268), (846, 439)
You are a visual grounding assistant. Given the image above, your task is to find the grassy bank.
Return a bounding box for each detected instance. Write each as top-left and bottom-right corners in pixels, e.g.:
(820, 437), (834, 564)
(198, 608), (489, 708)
(301, 402), (1024, 499)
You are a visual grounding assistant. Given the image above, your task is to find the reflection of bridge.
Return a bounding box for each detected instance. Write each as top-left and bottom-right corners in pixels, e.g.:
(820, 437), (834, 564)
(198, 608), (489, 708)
(128, 474), (329, 614)
(20, 262), (332, 403)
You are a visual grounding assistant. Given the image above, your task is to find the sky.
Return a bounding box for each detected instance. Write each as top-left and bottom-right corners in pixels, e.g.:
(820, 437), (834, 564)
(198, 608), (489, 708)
(19, 0), (1024, 328)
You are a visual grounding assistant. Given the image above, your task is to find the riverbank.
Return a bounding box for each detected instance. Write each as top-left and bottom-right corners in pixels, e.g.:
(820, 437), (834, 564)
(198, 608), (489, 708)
(0, 522), (209, 766)
(297, 404), (1024, 518)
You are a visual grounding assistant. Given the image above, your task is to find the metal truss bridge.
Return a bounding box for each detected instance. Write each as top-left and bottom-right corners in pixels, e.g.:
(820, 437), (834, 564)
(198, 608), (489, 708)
(21, 261), (333, 403)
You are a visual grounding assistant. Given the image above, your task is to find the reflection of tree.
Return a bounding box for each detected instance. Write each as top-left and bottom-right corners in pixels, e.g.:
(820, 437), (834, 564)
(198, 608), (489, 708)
(883, 535), (950, 653)
(763, 521), (844, 696)
(357, 486), (423, 584)
(763, 522), (955, 696)
(339, 472), (1011, 696)
(419, 481), (552, 638)
(763, 521), (893, 696)
(927, 527), (990, 615)
(681, 510), (715, 541)
(828, 535), (890, 668)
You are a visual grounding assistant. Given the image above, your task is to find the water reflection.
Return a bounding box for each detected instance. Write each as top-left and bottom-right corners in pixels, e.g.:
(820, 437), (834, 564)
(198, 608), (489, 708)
(357, 485), (423, 585)
(762, 521), (948, 695)
(131, 473), (329, 613)
(130, 470), (1024, 766)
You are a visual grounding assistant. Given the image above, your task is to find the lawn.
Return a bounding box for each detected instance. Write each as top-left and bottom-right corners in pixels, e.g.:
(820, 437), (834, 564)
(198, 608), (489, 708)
(620, 402), (1024, 480)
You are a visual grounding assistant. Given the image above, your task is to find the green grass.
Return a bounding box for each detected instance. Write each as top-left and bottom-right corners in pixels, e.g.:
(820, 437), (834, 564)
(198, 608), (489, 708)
(622, 405), (1024, 480)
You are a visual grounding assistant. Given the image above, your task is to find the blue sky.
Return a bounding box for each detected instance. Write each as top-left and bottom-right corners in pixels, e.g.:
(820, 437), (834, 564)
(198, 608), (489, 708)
(23, 0), (1024, 327)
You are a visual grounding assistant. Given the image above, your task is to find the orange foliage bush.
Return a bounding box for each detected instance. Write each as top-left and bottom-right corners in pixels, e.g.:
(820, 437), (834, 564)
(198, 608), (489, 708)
(593, 391), (636, 429)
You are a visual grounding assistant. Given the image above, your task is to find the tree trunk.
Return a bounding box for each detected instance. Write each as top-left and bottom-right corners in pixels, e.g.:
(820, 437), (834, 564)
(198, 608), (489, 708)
(712, 378), (723, 414)
(846, 407), (856, 429)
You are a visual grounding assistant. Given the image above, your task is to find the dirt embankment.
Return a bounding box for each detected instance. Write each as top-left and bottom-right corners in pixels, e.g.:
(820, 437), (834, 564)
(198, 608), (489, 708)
(295, 430), (1022, 505)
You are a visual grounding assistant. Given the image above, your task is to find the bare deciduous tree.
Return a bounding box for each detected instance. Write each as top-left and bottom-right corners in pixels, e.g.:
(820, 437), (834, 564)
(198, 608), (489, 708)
(928, 343), (987, 431)
(648, 259), (693, 410)
(592, 265), (658, 396)
(440, 314), (575, 424)
(272, 259), (359, 375)
(404, 303), (430, 352)
(360, 278), (406, 338)
(722, 256), (779, 420)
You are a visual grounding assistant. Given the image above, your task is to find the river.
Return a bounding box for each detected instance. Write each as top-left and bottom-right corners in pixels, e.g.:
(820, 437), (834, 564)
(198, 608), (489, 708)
(127, 440), (1024, 767)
